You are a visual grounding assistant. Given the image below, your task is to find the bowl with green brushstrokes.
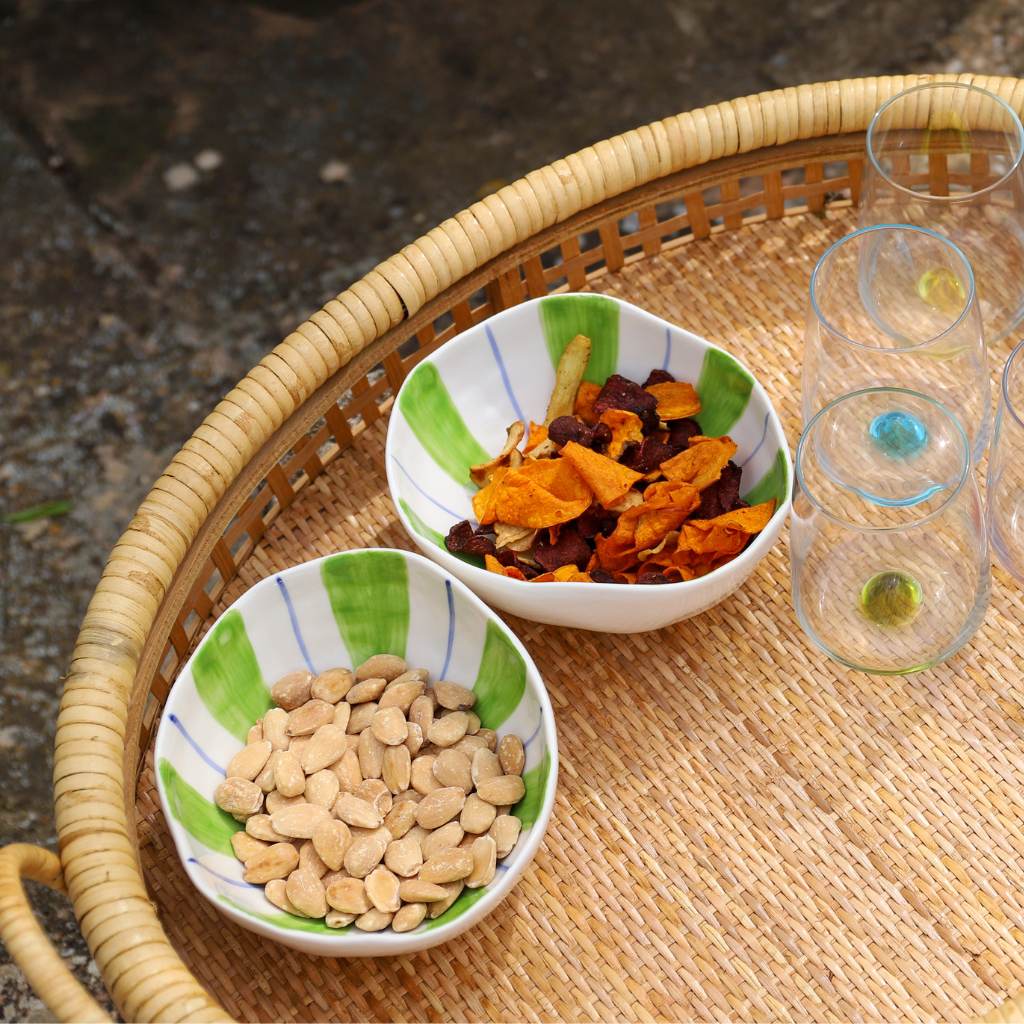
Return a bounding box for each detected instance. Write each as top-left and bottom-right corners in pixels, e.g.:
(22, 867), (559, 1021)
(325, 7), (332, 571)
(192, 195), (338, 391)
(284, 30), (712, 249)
(386, 293), (791, 633)
(154, 547), (557, 956)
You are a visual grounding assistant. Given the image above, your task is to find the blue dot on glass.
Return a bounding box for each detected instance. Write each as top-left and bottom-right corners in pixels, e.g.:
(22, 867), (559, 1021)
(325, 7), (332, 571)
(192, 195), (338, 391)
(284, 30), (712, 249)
(869, 410), (929, 458)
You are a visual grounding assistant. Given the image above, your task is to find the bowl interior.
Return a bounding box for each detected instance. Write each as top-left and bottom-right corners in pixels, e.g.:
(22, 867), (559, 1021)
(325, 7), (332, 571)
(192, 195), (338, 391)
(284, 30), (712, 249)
(154, 548), (555, 948)
(387, 294), (790, 580)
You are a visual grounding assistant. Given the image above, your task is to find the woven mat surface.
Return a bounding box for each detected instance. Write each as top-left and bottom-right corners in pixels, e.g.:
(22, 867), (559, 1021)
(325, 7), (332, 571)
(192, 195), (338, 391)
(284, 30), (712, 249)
(135, 207), (1024, 1023)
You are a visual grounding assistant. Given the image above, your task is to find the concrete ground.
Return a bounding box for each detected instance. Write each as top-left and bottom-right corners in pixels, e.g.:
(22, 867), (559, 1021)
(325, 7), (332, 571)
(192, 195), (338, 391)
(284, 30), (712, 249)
(1, 0), (1022, 1017)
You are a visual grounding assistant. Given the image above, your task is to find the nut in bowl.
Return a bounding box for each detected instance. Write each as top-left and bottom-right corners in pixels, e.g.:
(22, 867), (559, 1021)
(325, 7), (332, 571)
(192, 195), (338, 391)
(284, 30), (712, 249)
(154, 548), (557, 956)
(387, 294), (792, 632)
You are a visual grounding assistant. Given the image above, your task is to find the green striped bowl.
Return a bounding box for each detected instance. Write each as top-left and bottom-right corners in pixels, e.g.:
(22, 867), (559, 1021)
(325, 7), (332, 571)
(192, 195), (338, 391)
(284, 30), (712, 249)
(154, 548), (557, 956)
(386, 294), (791, 632)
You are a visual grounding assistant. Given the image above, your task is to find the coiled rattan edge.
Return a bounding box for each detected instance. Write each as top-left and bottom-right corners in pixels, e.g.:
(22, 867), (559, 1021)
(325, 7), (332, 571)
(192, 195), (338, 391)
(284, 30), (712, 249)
(2, 72), (1024, 1023)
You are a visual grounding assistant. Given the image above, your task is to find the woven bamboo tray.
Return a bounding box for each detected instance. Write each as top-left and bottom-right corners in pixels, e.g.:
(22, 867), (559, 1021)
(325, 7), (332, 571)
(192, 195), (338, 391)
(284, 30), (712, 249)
(4, 72), (1024, 1024)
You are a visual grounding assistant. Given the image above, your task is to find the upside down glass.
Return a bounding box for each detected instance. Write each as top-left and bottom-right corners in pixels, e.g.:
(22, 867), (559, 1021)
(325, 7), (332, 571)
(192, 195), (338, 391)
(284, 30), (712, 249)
(803, 224), (990, 459)
(791, 388), (989, 674)
(987, 339), (1024, 581)
(862, 82), (1024, 342)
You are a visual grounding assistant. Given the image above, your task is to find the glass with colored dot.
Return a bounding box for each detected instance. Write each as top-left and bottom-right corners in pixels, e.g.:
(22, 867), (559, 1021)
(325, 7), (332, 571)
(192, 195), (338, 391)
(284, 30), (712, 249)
(791, 388), (989, 674)
(804, 224), (990, 460)
(988, 339), (1024, 583)
(861, 82), (1024, 342)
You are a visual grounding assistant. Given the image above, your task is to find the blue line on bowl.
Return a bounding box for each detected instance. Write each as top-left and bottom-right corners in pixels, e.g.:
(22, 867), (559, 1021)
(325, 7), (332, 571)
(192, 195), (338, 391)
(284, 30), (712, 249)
(188, 857), (259, 889)
(276, 575), (316, 674)
(486, 324), (526, 423)
(739, 410), (771, 469)
(440, 579), (455, 679)
(168, 714), (224, 776)
(662, 327), (672, 371)
(391, 456), (468, 522)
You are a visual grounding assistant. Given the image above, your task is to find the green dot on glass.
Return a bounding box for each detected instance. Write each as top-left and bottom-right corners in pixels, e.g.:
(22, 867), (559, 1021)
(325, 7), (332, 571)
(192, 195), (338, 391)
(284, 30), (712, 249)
(869, 410), (928, 459)
(860, 570), (923, 627)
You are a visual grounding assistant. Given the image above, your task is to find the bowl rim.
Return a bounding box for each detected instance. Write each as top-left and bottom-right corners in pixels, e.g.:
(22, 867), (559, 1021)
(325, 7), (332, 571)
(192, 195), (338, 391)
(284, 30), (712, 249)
(386, 293), (793, 595)
(154, 546), (559, 954)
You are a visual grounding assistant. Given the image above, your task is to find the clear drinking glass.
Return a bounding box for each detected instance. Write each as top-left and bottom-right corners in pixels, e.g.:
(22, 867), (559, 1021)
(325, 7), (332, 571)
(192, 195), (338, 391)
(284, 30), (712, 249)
(791, 388), (989, 674)
(987, 338), (1024, 581)
(804, 223), (990, 459)
(862, 82), (1024, 342)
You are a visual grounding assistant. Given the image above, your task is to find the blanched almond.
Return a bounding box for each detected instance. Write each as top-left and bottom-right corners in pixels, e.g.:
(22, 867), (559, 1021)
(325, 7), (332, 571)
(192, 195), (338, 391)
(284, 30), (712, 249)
(455, 734), (490, 757)
(398, 879), (448, 903)
(254, 750), (282, 793)
(354, 908), (393, 931)
(271, 670), (313, 710)
(325, 910), (355, 928)
(230, 831), (268, 862)
(497, 734), (525, 776)
(357, 728), (385, 780)
(299, 839), (328, 878)
(476, 774), (525, 806)
(428, 881), (464, 917)
(286, 868), (327, 918)
(246, 813), (286, 842)
(354, 778), (392, 817)
(356, 654), (407, 681)
(427, 711), (469, 748)
(331, 748), (362, 792)
(273, 750), (305, 798)
(421, 821), (464, 860)
(477, 728), (498, 751)
(411, 755), (441, 795)
(382, 744), (411, 794)
(287, 699), (335, 736)
(243, 842), (298, 883)
(392, 902), (427, 933)
(460, 794), (497, 834)
(302, 723), (348, 773)
(466, 712), (481, 734)
(347, 701), (378, 734)
(333, 793), (382, 829)
(271, 802), (331, 839)
(246, 722), (263, 744)
(467, 835), (496, 888)
(312, 818), (351, 871)
(214, 778), (263, 817)
(383, 799), (418, 840)
(305, 769), (340, 808)
(365, 865), (401, 912)
(227, 740), (272, 781)
(325, 876), (370, 914)
(264, 877), (298, 914)
(434, 681), (476, 711)
(371, 707), (408, 746)
(384, 836), (423, 877)
(378, 679), (424, 712)
(343, 833), (388, 878)
(265, 790), (303, 814)
(333, 701), (352, 732)
(346, 677), (387, 704)
(471, 748), (501, 788)
(311, 667), (355, 703)
(405, 721), (424, 756)
(489, 814), (522, 858)
(408, 695), (434, 737)
(415, 787), (466, 829)
(432, 749), (472, 792)
(287, 736), (311, 762)
(262, 707), (290, 750)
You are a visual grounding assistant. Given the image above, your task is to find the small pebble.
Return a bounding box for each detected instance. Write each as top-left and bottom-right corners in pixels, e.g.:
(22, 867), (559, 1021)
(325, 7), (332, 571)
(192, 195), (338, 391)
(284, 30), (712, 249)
(320, 159), (352, 184)
(163, 163), (200, 191)
(194, 149), (223, 171)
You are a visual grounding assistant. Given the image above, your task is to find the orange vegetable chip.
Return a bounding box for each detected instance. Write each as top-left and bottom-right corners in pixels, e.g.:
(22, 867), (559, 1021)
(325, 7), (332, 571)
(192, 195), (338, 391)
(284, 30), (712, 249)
(645, 381), (701, 420)
(674, 500), (776, 565)
(660, 435), (738, 490)
(598, 409), (645, 460)
(593, 480), (698, 572)
(574, 381), (601, 425)
(523, 421), (548, 454)
(491, 458), (593, 528)
(484, 553), (527, 580)
(531, 564), (592, 583)
(472, 466), (509, 526)
(559, 441), (643, 508)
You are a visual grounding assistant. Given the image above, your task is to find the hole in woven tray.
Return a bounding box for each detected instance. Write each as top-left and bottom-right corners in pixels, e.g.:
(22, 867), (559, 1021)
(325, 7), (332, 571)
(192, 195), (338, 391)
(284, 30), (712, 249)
(583, 254), (607, 276)
(656, 198), (686, 221)
(143, 691), (161, 732)
(739, 175), (763, 196)
(467, 285), (488, 311)
(539, 247), (563, 270)
(158, 645), (178, 683)
(182, 608), (201, 639)
(618, 211), (640, 236)
(203, 566), (223, 597)
(578, 228), (601, 252)
(823, 160), (847, 180)
(781, 166), (804, 186)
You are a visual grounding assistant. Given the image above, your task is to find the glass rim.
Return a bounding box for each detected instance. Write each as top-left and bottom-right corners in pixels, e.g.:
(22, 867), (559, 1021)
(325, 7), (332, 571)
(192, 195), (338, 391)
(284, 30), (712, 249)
(808, 223), (978, 353)
(866, 82), (1024, 203)
(1001, 337), (1024, 430)
(795, 386), (971, 533)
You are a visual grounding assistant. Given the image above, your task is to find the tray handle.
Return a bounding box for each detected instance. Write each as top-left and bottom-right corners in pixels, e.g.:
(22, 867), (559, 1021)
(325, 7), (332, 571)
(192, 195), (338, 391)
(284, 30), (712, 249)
(0, 843), (109, 1022)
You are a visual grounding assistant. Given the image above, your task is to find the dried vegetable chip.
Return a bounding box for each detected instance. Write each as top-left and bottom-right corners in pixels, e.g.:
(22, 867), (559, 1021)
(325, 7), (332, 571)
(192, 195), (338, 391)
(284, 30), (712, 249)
(470, 421), (525, 486)
(593, 374), (659, 432)
(545, 334), (592, 424)
(574, 382), (600, 424)
(531, 564), (593, 583)
(598, 409), (645, 460)
(645, 381), (701, 420)
(492, 458), (593, 528)
(484, 554), (527, 580)
(660, 435), (738, 490)
(559, 442), (643, 508)
(523, 421), (548, 454)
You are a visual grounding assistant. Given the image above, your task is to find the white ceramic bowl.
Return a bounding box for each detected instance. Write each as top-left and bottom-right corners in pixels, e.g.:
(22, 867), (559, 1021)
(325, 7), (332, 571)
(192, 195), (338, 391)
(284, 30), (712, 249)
(386, 294), (791, 633)
(154, 548), (558, 956)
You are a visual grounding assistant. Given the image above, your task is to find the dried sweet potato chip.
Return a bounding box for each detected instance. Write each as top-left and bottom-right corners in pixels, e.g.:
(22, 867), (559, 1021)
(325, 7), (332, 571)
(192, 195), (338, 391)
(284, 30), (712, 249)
(484, 553), (527, 580)
(470, 421), (526, 486)
(574, 381), (601, 425)
(660, 435), (738, 490)
(523, 421), (549, 454)
(472, 466), (509, 526)
(492, 458), (593, 528)
(645, 381), (701, 420)
(674, 500), (776, 565)
(598, 409), (645, 460)
(559, 441), (643, 508)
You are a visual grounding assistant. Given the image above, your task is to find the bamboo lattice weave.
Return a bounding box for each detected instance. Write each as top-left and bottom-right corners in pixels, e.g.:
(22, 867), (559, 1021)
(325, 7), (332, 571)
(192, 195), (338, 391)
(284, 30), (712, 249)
(133, 207), (1024, 1023)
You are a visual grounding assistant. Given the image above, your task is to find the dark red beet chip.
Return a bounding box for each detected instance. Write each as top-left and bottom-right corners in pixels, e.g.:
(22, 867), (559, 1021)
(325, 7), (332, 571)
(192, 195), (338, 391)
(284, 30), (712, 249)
(666, 418), (701, 447)
(643, 368), (675, 387)
(495, 549), (538, 579)
(621, 436), (680, 473)
(590, 569), (619, 584)
(533, 526), (592, 572)
(637, 571), (672, 585)
(548, 415), (586, 446)
(590, 422), (612, 452)
(695, 461), (743, 519)
(593, 374), (659, 432)
(576, 505), (617, 539)
(445, 520), (496, 558)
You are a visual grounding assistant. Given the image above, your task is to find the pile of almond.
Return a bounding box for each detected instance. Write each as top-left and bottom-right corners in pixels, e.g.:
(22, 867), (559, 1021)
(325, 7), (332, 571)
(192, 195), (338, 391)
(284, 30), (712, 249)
(215, 653), (526, 933)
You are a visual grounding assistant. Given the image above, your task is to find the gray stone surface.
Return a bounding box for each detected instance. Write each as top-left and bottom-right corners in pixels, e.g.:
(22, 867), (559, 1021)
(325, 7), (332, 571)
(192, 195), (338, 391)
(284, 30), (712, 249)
(0, 0), (1019, 1018)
